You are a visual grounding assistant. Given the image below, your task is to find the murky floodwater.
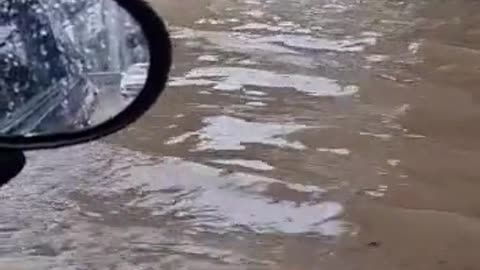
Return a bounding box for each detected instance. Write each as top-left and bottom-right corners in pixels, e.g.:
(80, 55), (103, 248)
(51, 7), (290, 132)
(4, 0), (480, 269)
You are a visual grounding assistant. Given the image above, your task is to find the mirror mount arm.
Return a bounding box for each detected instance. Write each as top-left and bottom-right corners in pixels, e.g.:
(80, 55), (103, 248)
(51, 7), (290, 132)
(0, 149), (25, 187)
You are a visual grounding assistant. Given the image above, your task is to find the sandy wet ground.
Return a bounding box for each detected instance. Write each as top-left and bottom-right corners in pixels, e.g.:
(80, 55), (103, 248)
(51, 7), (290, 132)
(2, 0), (480, 269)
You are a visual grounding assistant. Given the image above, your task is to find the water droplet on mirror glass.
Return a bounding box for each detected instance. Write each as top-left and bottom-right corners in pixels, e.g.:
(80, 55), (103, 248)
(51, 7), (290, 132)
(40, 46), (48, 56)
(13, 86), (20, 94)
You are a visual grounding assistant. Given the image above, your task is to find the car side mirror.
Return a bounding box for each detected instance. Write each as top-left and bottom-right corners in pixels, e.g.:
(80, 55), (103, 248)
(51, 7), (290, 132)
(0, 0), (172, 150)
(0, 0), (171, 186)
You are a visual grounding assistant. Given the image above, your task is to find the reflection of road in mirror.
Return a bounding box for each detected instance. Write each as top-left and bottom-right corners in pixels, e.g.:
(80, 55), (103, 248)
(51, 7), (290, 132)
(0, 0), (149, 136)
(87, 64), (149, 126)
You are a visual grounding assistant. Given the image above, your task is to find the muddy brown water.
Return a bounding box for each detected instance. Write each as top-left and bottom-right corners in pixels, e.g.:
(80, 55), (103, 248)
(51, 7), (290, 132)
(3, 0), (480, 269)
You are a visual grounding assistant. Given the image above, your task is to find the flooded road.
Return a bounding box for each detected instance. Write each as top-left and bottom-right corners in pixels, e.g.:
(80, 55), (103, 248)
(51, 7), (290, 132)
(4, 0), (480, 269)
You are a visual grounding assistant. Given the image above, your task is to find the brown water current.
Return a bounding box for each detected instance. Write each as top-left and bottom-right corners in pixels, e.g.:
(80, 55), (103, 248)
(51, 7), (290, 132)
(3, 0), (480, 269)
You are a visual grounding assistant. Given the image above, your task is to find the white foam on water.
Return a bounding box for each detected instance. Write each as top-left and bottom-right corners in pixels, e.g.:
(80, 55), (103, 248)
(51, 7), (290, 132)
(387, 159), (401, 167)
(210, 159), (274, 171)
(364, 185), (389, 198)
(164, 132), (197, 145)
(233, 23), (312, 34)
(246, 101), (268, 107)
(243, 9), (264, 18)
(365, 54), (390, 62)
(198, 55), (219, 62)
(195, 115), (308, 151)
(234, 23), (282, 31)
(245, 0), (261, 5)
(409, 41), (422, 54)
(359, 132), (393, 140)
(317, 148), (351, 156)
(170, 28), (376, 56)
(195, 18), (225, 25)
(165, 115), (308, 151)
(257, 34), (377, 52)
(238, 59), (258, 65)
(170, 67), (359, 97)
(405, 134), (426, 139)
(323, 3), (349, 12)
(365, 190), (385, 198)
(244, 90), (268, 96)
(169, 79), (215, 87)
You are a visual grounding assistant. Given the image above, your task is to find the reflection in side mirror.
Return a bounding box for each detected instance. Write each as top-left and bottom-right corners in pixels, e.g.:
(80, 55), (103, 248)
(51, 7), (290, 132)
(0, 0), (151, 136)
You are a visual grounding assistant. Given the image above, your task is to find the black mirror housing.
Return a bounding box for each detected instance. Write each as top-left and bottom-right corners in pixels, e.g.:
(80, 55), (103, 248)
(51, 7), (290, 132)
(0, 0), (172, 150)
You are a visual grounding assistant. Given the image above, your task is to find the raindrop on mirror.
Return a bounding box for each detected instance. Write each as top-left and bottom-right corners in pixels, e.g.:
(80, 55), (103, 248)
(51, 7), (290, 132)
(0, 0), (150, 136)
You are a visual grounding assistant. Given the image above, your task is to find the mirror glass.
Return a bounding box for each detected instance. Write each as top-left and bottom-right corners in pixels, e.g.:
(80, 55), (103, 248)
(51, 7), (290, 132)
(0, 0), (150, 136)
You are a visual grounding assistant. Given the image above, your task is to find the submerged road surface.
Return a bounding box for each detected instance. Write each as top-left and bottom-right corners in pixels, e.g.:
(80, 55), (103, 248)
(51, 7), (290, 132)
(3, 0), (480, 269)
